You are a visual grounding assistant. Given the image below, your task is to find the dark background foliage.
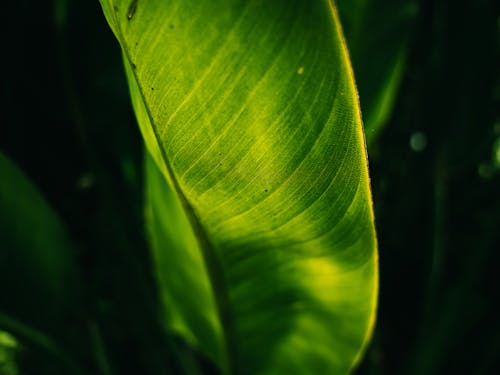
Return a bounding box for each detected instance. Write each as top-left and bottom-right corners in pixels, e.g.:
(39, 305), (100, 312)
(0, 0), (499, 373)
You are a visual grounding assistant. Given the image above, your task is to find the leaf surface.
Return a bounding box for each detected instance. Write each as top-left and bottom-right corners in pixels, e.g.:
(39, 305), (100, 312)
(145, 151), (224, 365)
(101, 1), (378, 373)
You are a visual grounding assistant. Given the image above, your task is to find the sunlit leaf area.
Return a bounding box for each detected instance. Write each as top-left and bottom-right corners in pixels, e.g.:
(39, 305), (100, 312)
(1, 0), (499, 374)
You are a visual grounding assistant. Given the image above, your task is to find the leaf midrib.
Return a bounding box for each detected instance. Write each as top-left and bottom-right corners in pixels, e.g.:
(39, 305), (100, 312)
(106, 2), (235, 372)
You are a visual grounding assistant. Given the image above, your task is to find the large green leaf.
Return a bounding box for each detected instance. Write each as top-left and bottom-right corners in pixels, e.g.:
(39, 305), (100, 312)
(101, 0), (378, 373)
(337, 0), (419, 143)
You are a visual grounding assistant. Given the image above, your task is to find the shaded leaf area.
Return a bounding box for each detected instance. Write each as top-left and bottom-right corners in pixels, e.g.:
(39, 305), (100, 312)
(337, 0), (419, 144)
(0, 152), (79, 337)
(0, 0), (193, 373)
(101, 0), (378, 373)
(355, 0), (500, 374)
(0, 153), (83, 374)
(0, 330), (19, 375)
(145, 152), (222, 373)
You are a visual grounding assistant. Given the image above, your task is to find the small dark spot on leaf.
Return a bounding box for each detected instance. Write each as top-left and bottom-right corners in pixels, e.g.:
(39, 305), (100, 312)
(169, 24), (174, 29)
(264, 189), (268, 193)
(128, 0), (138, 20)
(132, 63), (137, 70)
(113, 5), (119, 12)
(151, 87), (154, 91)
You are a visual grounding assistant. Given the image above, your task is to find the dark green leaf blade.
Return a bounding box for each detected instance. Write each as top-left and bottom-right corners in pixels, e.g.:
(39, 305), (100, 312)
(101, 0), (378, 373)
(0, 152), (83, 373)
(337, 0), (419, 143)
(0, 153), (79, 326)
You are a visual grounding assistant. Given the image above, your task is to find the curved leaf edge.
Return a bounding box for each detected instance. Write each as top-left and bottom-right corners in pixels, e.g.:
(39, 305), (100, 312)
(99, 0), (379, 373)
(100, 2), (234, 372)
(317, 2), (379, 371)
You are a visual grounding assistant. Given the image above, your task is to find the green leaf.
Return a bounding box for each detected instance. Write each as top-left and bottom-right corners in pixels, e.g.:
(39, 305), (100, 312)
(0, 152), (83, 373)
(0, 153), (80, 324)
(0, 330), (19, 375)
(101, 1), (378, 373)
(145, 151), (224, 365)
(337, 0), (419, 143)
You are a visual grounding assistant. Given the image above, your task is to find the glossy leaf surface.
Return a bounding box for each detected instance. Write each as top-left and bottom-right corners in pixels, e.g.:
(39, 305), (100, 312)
(101, 1), (378, 373)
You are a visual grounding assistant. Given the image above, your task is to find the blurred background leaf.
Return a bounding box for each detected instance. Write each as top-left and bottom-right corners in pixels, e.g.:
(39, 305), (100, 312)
(0, 152), (85, 374)
(337, 0), (419, 145)
(353, 0), (500, 374)
(0, 152), (79, 336)
(0, 330), (19, 375)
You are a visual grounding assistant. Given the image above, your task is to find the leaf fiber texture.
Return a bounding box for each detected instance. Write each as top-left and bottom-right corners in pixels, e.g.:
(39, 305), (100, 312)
(100, 0), (378, 373)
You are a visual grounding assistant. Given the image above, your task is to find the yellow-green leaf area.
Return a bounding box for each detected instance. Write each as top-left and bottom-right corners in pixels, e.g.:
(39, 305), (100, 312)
(145, 152), (225, 364)
(100, 0), (378, 374)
